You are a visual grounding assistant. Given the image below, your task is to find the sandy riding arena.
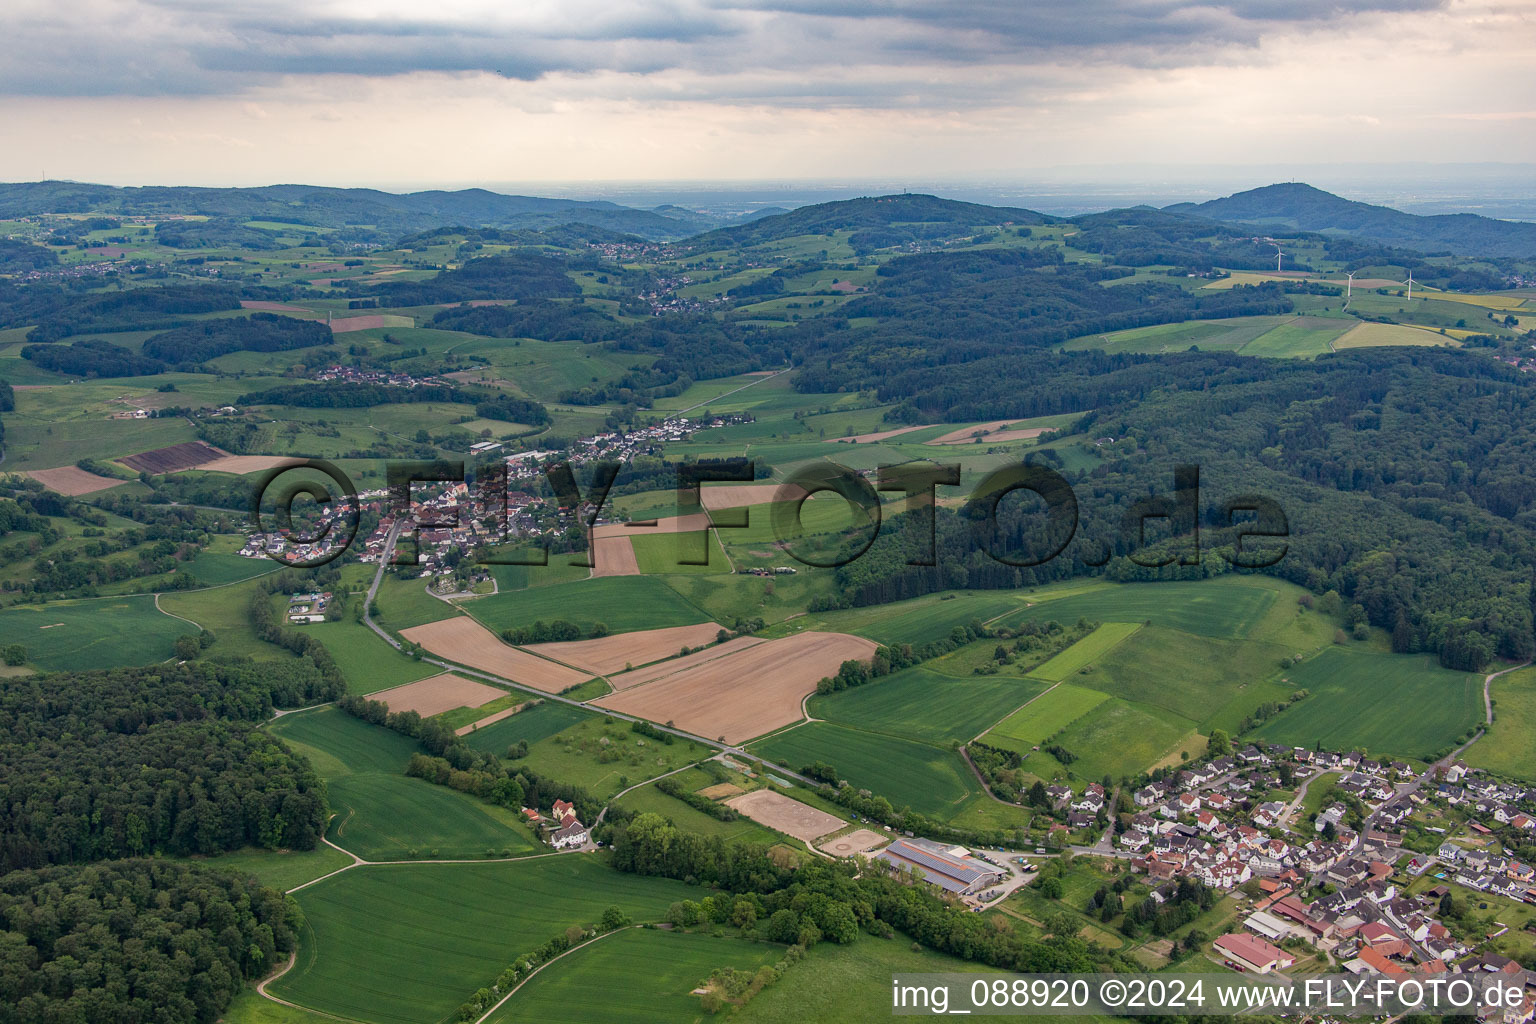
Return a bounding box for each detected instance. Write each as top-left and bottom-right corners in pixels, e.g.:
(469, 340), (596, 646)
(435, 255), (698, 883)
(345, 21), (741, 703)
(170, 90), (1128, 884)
(367, 673), (505, 717)
(24, 467), (125, 495)
(818, 829), (889, 857)
(591, 631), (878, 743)
(725, 790), (845, 842)
(697, 782), (744, 800)
(399, 617), (592, 693)
(524, 621), (725, 677)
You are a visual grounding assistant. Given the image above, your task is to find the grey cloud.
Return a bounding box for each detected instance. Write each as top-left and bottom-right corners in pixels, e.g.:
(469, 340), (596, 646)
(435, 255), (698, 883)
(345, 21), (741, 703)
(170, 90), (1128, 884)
(0, 0), (1454, 98)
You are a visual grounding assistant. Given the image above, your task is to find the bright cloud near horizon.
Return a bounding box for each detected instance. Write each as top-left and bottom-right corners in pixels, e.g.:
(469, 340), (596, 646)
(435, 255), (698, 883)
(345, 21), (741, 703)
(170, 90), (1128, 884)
(1, 0), (1533, 188)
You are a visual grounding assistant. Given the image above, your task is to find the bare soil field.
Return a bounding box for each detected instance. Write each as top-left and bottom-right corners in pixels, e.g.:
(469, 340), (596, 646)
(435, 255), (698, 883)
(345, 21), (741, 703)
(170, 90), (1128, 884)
(239, 300), (312, 312)
(197, 454), (304, 474)
(328, 315), (413, 333)
(399, 617), (592, 693)
(524, 621), (725, 676)
(697, 783), (744, 800)
(118, 441), (227, 474)
(455, 702), (531, 736)
(591, 631), (878, 743)
(696, 484), (807, 510)
(927, 421), (1046, 445)
(830, 425), (929, 443)
(367, 673), (506, 717)
(818, 829), (889, 857)
(606, 636), (766, 690)
(24, 466), (126, 495)
(588, 533), (639, 577)
(725, 790), (845, 842)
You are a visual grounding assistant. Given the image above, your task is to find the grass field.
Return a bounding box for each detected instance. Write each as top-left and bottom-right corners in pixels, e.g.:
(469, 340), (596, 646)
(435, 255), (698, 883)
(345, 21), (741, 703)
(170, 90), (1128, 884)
(731, 935), (1011, 1024)
(222, 989), (335, 1024)
(0, 595), (187, 670)
(1033, 699), (1199, 784)
(187, 551), (276, 586)
(1251, 647), (1482, 759)
(808, 667), (1049, 746)
(1466, 667), (1536, 780)
(982, 683), (1110, 751)
(161, 580), (289, 661)
(1001, 579), (1277, 639)
(486, 928), (783, 1024)
(1237, 317), (1354, 357)
(1068, 626), (1291, 723)
(269, 708), (540, 861)
(750, 722), (979, 818)
(460, 701), (598, 753)
(616, 779), (783, 844)
(1029, 622), (1142, 681)
(784, 591), (1021, 647)
(514, 716), (714, 799)
(468, 575), (712, 635)
(373, 575), (462, 630)
(192, 844), (355, 893)
(304, 617), (440, 693)
(273, 859), (698, 1024)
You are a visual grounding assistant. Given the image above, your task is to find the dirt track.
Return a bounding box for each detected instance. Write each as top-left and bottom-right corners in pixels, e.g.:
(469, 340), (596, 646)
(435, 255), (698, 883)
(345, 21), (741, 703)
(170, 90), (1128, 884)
(525, 621), (725, 677)
(591, 631), (878, 743)
(400, 617), (592, 693)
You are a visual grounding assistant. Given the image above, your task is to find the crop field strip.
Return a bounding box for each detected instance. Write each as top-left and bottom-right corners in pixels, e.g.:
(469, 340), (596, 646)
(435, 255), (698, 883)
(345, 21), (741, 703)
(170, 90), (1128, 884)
(273, 859), (698, 1024)
(269, 707), (540, 862)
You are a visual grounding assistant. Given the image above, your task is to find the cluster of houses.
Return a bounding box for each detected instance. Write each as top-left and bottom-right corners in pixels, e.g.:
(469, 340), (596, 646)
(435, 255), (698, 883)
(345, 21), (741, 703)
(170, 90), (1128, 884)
(523, 799), (590, 850)
(238, 414), (753, 575)
(312, 364), (446, 388)
(286, 591), (333, 624)
(1055, 740), (1536, 994)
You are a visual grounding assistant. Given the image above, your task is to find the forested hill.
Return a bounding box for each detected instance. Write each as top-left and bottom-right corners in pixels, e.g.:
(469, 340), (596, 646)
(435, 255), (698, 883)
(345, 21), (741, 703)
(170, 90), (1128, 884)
(682, 193), (1054, 253)
(1168, 182), (1536, 258)
(0, 181), (707, 241)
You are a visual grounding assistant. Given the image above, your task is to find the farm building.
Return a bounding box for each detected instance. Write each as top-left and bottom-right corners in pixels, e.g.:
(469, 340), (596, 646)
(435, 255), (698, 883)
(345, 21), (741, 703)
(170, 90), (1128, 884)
(1213, 932), (1295, 974)
(550, 819), (589, 849)
(875, 838), (1002, 896)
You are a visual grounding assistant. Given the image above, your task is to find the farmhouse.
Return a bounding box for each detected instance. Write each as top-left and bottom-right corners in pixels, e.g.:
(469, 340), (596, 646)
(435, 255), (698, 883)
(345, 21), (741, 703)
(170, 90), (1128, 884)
(550, 819), (589, 849)
(876, 838), (1003, 896)
(1213, 932), (1295, 974)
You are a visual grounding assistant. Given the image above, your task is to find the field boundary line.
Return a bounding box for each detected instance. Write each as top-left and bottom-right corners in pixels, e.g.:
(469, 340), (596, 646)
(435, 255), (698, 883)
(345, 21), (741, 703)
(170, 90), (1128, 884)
(971, 681), (1060, 744)
(256, 950), (370, 1024)
(153, 593), (202, 630)
(471, 924), (636, 1024)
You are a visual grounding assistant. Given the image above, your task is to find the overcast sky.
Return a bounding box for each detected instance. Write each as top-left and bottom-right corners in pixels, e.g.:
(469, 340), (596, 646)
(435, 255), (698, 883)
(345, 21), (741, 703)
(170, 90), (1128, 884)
(1, 0), (1532, 189)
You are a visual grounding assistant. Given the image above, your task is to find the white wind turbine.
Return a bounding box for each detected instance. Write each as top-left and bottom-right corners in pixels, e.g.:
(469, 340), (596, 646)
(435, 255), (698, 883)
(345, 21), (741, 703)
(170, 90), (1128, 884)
(1273, 244), (1285, 273)
(1403, 270), (1415, 301)
(1344, 270), (1356, 307)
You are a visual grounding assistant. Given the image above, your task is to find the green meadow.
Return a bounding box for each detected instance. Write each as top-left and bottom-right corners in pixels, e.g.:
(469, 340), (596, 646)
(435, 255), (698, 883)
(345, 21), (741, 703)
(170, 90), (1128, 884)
(750, 722), (979, 818)
(273, 859), (698, 1024)
(269, 707), (540, 861)
(486, 928), (784, 1024)
(1251, 647), (1484, 759)
(0, 595), (186, 670)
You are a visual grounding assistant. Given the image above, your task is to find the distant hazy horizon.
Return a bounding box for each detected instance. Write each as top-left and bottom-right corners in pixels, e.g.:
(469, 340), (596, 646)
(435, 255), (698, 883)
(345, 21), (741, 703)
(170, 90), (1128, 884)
(14, 165), (1536, 222)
